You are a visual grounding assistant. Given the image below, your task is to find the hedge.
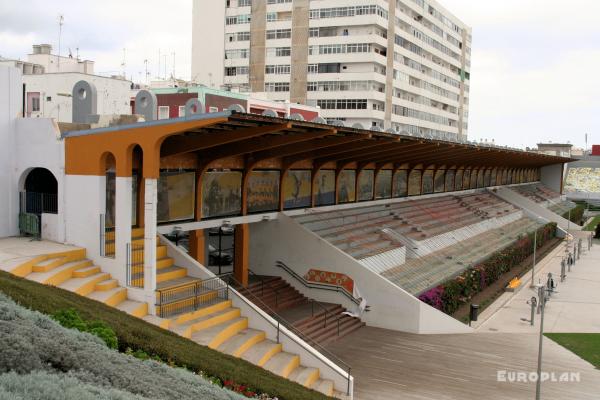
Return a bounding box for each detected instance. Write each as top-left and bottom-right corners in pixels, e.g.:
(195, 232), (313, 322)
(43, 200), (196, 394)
(419, 222), (557, 315)
(0, 293), (244, 400)
(562, 204), (585, 224)
(0, 271), (332, 400)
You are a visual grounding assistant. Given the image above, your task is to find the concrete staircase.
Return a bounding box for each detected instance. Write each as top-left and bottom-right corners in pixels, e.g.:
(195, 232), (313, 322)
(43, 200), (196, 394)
(238, 276), (365, 346)
(7, 235), (341, 397)
(8, 247), (148, 318)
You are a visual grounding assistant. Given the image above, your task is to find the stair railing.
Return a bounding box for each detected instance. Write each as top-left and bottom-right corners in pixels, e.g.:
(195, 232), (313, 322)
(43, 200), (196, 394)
(222, 273), (352, 395)
(275, 261), (362, 306)
(99, 214), (115, 258)
(309, 299), (342, 336)
(247, 269), (281, 307)
(126, 242), (144, 288)
(155, 277), (229, 318)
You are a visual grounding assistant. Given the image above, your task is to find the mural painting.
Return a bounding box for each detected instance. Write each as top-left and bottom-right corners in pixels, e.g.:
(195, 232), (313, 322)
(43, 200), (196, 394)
(247, 171), (280, 213)
(202, 171), (242, 218)
(358, 170), (374, 201)
(422, 170), (434, 194)
(283, 170), (311, 209)
(408, 169), (422, 196)
(157, 171), (195, 223)
(445, 170), (455, 192)
(375, 170), (392, 199)
(338, 170), (356, 203)
(393, 170), (408, 197)
(314, 170), (335, 206)
(434, 169), (445, 193)
(454, 170), (463, 191)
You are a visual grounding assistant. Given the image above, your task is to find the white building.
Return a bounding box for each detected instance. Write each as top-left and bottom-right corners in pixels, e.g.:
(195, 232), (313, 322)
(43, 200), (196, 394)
(192, 0), (471, 139)
(1, 44), (133, 123)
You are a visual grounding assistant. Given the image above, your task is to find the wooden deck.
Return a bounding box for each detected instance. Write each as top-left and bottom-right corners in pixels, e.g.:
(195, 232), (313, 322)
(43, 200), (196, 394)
(326, 327), (600, 400)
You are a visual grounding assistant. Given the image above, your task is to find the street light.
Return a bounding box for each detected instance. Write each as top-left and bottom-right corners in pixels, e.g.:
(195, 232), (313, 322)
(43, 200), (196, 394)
(535, 289), (549, 400)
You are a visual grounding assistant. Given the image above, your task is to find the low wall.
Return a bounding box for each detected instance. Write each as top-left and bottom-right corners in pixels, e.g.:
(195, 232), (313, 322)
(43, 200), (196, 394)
(250, 213), (472, 334)
(159, 234), (353, 396)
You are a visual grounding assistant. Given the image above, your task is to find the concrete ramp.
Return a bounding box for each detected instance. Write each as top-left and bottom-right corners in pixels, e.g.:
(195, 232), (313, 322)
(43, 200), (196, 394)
(492, 187), (581, 231)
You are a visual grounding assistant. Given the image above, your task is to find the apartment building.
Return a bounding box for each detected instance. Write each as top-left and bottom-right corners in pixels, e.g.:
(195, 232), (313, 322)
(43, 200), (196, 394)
(192, 0), (471, 139)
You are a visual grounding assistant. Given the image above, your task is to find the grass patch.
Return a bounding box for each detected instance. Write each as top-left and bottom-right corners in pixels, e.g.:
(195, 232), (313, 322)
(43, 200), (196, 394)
(545, 333), (600, 368)
(0, 270), (332, 400)
(583, 215), (600, 231)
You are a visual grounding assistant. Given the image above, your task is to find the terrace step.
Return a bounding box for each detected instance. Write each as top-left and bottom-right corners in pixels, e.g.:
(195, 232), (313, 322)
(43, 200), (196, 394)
(217, 328), (266, 357)
(264, 351), (300, 378)
(87, 287), (128, 307)
(191, 316), (248, 349)
(240, 339), (282, 366)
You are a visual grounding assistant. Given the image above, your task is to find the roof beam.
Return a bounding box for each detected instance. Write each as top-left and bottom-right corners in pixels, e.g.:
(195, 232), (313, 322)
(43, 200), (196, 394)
(161, 122), (293, 157)
(249, 134), (367, 164)
(198, 128), (337, 163)
(283, 138), (387, 165)
(336, 142), (445, 165)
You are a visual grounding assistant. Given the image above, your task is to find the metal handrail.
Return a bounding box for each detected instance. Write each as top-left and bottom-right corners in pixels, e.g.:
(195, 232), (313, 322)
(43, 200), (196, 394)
(155, 276), (229, 318)
(223, 273), (352, 395)
(248, 269), (281, 307)
(275, 261), (361, 306)
(309, 298), (342, 335)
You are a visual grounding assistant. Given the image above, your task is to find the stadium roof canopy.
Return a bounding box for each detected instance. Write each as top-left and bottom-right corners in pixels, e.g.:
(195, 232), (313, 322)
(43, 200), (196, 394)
(63, 111), (573, 173)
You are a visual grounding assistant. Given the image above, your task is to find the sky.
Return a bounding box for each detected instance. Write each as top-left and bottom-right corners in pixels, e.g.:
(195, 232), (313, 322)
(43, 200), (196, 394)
(1, 0), (599, 149)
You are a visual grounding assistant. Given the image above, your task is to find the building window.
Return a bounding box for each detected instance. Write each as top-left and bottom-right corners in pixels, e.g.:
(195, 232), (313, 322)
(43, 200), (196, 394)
(209, 106), (219, 113)
(266, 47), (291, 57)
(265, 64), (291, 74)
(238, 0), (251, 6)
(178, 106), (185, 117)
(158, 106), (170, 120)
(316, 99), (367, 110)
(266, 29), (292, 40)
(265, 82), (290, 92)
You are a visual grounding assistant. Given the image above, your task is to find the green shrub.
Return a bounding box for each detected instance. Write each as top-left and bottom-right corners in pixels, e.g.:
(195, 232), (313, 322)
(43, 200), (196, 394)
(0, 272), (332, 400)
(563, 204), (585, 224)
(420, 222), (557, 315)
(52, 309), (118, 349)
(0, 293), (246, 400)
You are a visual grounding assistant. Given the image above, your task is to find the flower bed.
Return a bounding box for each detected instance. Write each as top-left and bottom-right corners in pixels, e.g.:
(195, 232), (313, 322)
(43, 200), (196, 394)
(418, 222), (557, 315)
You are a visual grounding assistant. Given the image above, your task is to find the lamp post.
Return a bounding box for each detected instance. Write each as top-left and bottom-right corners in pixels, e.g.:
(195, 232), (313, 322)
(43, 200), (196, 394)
(530, 229), (537, 287)
(535, 289), (548, 400)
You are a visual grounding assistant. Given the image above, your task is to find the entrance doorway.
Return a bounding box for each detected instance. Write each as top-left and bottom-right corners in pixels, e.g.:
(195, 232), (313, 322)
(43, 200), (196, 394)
(20, 167), (58, 215)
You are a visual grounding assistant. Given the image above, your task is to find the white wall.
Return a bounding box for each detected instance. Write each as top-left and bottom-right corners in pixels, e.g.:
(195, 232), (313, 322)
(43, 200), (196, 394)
(0, 66), (21, 238)
(192, 0), (225, 86)
(249, 214), (472, 334)
(23, 73), (132, 122)
(14, 118), (66, 242)
(540, 163), (564, 194)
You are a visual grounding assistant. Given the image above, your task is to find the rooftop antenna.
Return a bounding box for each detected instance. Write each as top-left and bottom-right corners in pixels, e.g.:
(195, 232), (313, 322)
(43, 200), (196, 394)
(76, 47), (79, 60)
(172, 51), (176, 78)
(57, 14), (64, 70)
(144, 59), (149, 84)
(121, 48), (126, 78)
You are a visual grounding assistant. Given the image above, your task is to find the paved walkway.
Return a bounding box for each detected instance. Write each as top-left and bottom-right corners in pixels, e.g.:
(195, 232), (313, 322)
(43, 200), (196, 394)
(0, 237), (78, 272)
(327, 328), (600, 400)
(326, 235), (600, 399)
(477, 237), (600, 333)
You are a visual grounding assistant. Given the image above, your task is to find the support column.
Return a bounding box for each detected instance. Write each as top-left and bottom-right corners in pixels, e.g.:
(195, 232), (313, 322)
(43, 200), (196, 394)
(114, 176), (133, 286)
(234, 223), (249, 287)
(189, 229), (206, 265)
(143, 178), (158, 310)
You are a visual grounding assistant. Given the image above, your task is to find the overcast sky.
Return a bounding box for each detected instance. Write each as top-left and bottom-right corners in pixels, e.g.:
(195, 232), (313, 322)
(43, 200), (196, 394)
(1, 0), (599, 149)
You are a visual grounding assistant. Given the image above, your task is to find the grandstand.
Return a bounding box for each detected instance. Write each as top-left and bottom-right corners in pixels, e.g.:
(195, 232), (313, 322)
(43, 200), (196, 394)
(294, 190), (543, 296)
(509, 183), (577, 216)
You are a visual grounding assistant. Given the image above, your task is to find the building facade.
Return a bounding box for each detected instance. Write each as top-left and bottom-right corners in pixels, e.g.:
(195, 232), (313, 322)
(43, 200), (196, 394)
(192, 0), (471, 139)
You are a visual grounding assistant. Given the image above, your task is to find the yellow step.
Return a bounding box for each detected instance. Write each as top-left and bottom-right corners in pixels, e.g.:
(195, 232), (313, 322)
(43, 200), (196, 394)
(60, 272), (111, 296)
(156, 245), (167, 259)
(172, 300), (232, 325)
(104, 227), (145, 241)
(218, 329), (266, 358)
(32, 257), (68, 273)
(95, 279), (118, 291)
(29, 259), (93, 286)
(72, 265), (101, 278)
(264, 352), (300, 378)
(11, 248), (86, 277)
(88, 287), (127, 307)
(192, 317), (248, 349)
(156, 266), (187, 283)
(116, 300), (149, 318)
(172, 307), (241, 338)
(288, 366), (320, 388)
(241, 340), (283, 367)
(156, 257), (174, 270)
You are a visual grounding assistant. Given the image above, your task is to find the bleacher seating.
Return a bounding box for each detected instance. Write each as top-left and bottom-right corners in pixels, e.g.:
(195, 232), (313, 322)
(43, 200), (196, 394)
(511, 183), (561, 203)
(510, 183), (576, 216)
(294, 193), (518, 259)
(381, 217), (543, 295)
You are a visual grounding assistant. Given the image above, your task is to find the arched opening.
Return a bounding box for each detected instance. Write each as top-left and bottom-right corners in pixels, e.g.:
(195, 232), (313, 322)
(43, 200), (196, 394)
(21, 167), (58, 215)
(101, 152), (116, 257)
